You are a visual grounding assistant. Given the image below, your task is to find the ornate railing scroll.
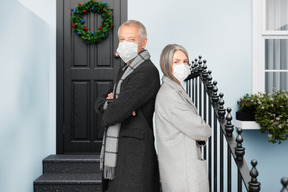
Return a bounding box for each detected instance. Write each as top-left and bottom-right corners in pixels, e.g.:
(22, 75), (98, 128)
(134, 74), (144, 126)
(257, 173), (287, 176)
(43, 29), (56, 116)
(185, 56), (261, 192)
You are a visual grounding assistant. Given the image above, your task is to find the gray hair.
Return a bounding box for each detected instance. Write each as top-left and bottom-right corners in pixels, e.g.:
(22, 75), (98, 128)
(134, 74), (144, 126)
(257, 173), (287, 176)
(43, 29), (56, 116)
(117, 20), (147, 40)
(160, 44), (189, 83)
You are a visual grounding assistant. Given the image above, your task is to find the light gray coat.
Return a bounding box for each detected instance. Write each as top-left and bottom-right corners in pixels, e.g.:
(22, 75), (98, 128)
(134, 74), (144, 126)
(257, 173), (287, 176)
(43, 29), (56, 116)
(155, 76), (212, 192)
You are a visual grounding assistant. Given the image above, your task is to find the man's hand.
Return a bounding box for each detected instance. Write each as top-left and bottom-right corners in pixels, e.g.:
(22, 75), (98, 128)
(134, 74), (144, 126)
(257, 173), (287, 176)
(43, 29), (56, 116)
(106, 93), (113, 100)
(107, 92), (136, 116)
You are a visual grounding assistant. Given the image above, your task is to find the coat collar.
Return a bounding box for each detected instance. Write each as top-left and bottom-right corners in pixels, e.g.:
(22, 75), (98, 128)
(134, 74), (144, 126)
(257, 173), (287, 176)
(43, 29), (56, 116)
(162, 76), (194, 106)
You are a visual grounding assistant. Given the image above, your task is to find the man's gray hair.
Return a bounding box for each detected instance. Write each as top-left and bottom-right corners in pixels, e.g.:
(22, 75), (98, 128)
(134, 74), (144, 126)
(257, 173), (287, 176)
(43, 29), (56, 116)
(160, 44), (189, 84)
(118, 20), (147, 40)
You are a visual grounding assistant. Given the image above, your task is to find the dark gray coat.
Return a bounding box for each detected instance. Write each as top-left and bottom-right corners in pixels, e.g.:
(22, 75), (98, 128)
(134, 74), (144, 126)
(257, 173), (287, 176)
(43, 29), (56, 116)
(95, 59), (161, 192)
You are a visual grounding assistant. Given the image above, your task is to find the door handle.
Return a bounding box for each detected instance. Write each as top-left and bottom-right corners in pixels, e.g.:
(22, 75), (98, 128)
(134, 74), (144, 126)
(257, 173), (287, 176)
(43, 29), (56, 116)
(114, 51), (120, 58)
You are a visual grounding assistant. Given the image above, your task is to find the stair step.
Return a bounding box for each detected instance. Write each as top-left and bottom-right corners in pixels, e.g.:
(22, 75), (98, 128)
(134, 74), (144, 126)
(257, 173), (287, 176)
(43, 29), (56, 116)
(34, 155), (102, 192)
(34, 173), (101, 192)
(34, 173), (101, 184)
(43, 155), (100, 174)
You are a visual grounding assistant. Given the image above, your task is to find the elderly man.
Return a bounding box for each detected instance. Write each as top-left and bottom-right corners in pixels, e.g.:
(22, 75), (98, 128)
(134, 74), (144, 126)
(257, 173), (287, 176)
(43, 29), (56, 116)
(95, 20), (160, 192)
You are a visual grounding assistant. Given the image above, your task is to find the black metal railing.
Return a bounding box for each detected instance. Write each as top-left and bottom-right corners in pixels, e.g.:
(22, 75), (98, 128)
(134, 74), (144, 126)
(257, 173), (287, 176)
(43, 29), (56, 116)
(185, 56), (288, 192)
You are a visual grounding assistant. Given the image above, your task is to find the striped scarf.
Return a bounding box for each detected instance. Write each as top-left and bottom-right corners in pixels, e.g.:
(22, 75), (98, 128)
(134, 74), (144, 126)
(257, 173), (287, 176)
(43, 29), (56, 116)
(100, 50), (151, 180)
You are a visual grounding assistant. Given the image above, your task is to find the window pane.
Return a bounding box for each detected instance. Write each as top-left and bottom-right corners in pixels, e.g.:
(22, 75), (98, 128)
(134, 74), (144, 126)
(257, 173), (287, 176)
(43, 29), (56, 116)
(266, 0), (288, 31)
(265, 72), (288, 93)
(265, 39), (288, 70)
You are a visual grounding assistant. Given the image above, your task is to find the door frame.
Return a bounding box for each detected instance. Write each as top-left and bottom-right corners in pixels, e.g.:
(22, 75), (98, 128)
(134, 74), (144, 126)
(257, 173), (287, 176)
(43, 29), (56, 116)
(56, 0), (64, 154)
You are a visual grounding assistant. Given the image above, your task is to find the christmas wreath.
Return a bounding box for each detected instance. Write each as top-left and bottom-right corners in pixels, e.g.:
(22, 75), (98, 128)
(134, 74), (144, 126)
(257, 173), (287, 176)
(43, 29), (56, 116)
(71, 0), (113, 44)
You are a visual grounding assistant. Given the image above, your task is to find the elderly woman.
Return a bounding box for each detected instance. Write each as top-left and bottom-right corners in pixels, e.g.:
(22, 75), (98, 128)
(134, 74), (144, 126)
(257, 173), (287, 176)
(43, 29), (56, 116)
(155, 44), (212, 192)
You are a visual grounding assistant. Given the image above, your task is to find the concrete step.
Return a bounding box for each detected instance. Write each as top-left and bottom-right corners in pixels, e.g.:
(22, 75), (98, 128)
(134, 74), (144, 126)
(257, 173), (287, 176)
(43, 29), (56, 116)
(43, 155), (100, 174)
(34, 154), (102, 192)
(34, 173), (101, 192)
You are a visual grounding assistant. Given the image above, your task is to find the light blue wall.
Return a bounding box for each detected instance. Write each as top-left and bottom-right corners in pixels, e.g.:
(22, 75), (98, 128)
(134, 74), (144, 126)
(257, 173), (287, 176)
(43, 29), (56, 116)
(129, 0), (253, 111)
(0, 0), (56, 192)
(128, 0), (288, 191)
(0, 0), (287, 192)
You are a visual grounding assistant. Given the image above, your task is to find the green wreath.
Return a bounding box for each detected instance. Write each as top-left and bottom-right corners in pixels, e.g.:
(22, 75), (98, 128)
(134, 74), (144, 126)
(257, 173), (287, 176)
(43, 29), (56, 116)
(71, 0), (113, 44)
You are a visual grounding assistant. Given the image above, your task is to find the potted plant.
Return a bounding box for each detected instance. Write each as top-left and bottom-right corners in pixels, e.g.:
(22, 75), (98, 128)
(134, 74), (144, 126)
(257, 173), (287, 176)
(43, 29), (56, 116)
(237, 89), (288, 144)
(255, 89), (288, 144)
(236, 93), (262, 121)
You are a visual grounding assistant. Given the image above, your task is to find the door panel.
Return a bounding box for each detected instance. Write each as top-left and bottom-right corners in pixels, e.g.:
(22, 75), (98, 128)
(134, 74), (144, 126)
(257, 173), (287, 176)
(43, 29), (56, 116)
(57, 0), (127, 154)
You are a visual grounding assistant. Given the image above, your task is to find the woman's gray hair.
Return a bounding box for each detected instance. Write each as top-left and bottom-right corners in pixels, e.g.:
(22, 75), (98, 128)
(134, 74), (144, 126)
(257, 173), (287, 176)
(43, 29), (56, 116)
(160, 44), (189, 83)
(118, 20), (147, 40)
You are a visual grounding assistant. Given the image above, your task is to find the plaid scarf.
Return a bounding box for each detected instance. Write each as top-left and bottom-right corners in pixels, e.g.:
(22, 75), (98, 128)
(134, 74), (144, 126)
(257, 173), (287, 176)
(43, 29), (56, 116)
(100, 50), (151, 180)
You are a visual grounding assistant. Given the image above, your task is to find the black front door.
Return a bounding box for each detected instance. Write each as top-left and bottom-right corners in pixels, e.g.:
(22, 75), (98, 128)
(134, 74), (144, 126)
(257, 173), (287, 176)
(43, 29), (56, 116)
(57, 0), (127, 154)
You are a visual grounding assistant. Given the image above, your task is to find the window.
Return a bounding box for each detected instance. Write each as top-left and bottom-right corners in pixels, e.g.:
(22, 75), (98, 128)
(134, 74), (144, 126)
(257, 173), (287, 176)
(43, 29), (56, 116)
(253, 0), (288, 93)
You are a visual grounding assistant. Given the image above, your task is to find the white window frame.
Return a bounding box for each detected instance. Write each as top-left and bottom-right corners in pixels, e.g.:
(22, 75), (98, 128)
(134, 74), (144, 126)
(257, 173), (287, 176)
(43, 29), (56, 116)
(252, 0), (288, 93)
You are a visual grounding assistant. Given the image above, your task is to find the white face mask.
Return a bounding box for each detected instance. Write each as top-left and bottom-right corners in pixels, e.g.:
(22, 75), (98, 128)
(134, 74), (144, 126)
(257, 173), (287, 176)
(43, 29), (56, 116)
(116, 41), (138, 63)
(173, 63), (190, 82)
